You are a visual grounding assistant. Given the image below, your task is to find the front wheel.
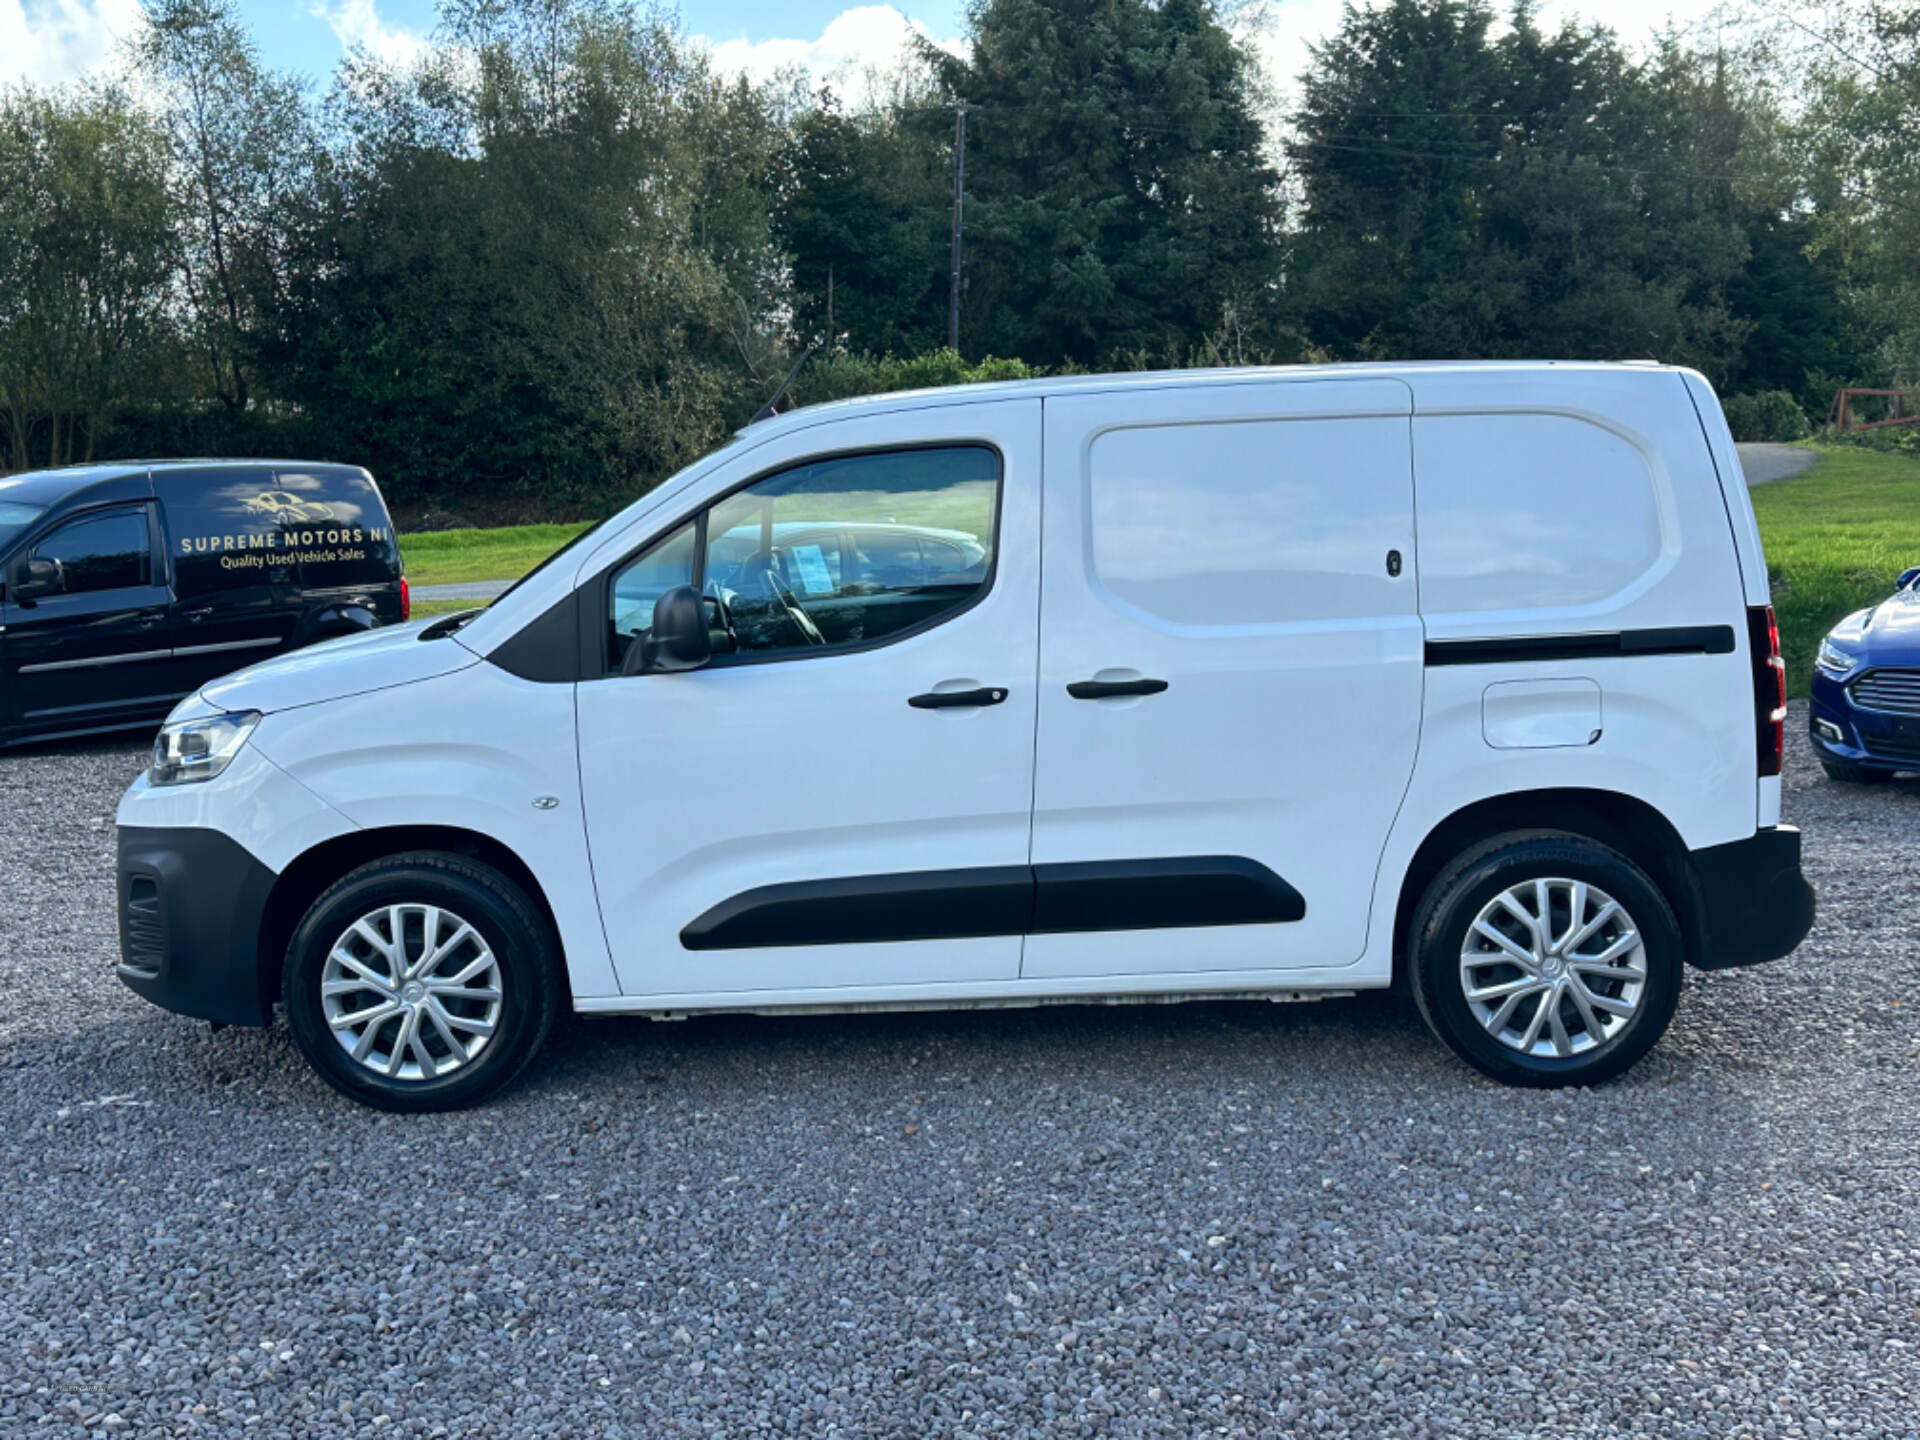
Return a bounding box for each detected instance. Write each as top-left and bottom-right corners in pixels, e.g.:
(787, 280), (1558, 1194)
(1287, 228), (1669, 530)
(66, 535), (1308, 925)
(283, 853), (560, 1111)
(1408, 831), (1682, 1088)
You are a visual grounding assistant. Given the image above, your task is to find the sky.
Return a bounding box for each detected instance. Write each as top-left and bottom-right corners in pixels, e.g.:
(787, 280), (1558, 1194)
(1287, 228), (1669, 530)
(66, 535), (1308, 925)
(2, 0), (1741, 103)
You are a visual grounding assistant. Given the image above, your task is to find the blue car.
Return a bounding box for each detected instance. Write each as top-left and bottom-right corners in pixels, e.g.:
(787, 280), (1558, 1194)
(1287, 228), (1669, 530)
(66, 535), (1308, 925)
(1810, 565), (1920, 781)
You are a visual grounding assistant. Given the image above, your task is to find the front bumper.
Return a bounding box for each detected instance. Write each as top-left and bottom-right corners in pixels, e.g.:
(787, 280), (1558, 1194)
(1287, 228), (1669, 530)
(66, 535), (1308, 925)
(1809, 668), (1920, 772)
(1685, 826), (1815, 971)
(117, 825), (279, 1025)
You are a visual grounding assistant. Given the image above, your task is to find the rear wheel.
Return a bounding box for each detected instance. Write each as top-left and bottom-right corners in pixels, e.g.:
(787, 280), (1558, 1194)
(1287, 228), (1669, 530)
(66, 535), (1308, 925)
(1408, 831), (1681, 1087)
(283, 853), (560, 1111)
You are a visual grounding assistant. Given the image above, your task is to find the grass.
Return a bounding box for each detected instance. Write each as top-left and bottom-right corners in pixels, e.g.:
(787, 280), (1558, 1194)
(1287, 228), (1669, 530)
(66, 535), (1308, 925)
(392, 446), (1920, 702)
(1749, 443), (1920, 697)
(399, 521), (594, 588)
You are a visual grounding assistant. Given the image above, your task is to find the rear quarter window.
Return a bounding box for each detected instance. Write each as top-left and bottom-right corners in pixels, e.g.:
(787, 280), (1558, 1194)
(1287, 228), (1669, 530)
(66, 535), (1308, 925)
(155, 466), (399, 595)
(1413, 415), (1666, 617)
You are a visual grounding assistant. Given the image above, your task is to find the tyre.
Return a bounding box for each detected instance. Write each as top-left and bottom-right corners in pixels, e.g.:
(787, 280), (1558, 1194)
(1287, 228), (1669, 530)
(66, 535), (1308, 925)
(1820, 759), (1889, 784)
(1407, 830), (1682, 1088)
(283, 852), (560, 1111)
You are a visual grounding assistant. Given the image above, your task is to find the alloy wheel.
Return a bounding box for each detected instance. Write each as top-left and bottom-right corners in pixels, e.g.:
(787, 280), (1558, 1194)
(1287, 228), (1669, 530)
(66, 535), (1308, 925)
(1459, 877), (1647, 1059)
(320, 903), (504, 1082)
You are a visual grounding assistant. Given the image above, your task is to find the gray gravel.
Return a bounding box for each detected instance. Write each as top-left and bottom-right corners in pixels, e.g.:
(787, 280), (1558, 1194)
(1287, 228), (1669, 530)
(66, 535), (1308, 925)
(1735, 444), (1820, 487)
(3, 708), (1918, 1438)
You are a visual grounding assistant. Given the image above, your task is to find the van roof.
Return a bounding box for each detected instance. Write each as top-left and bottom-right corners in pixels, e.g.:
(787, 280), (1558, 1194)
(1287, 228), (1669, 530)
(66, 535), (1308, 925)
(0, 459), (369, 508)
(747, 359), (1685, 438)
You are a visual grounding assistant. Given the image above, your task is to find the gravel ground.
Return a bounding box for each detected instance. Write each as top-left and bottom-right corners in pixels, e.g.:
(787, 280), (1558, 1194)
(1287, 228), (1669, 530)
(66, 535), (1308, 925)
(2, 706), (1917, 1439)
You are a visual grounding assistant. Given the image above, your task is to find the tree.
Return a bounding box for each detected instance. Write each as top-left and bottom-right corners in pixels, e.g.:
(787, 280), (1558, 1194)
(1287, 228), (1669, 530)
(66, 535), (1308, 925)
(774, 94), (951, 355)
(921, 0), (1283, 366)
(0, 88), (177, 468)
(1288, 1), (1760, 379)
(266, 0), (787, 506)
(134, 0), (315, 417)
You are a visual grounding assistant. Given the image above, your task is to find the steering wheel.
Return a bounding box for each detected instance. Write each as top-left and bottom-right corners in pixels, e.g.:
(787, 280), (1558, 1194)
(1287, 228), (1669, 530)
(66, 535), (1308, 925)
(756, 558), (827, 646)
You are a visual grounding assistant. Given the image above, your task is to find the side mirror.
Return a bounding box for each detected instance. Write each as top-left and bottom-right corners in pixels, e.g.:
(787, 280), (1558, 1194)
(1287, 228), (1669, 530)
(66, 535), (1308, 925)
(637, 585), (712, 674)
(1899, 567), (1920, 591)
(9, 556), (63, 603)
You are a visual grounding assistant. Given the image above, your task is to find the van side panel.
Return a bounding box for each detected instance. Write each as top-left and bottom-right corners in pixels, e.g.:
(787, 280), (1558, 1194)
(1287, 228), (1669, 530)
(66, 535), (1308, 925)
(1357, 370), (1760, 982)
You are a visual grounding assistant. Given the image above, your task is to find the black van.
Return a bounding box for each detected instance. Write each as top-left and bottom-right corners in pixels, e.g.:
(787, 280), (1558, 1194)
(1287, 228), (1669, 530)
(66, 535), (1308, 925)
(0, 460), (406, 746)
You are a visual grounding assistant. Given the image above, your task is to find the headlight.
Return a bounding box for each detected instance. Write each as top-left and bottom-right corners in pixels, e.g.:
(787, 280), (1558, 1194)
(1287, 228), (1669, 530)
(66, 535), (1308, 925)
(1816, 636), (1861, 678)
(149, 711), (261, 786)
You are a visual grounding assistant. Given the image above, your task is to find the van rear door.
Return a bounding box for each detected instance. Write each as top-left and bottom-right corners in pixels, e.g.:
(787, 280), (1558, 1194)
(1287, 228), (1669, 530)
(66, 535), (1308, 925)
(1023, 378), (1421, 981)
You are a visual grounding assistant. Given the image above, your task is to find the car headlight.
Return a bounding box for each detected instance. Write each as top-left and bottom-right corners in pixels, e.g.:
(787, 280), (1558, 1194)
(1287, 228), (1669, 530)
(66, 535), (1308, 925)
(149, 711), (261, 786)
(1816, 636), (1862, 678)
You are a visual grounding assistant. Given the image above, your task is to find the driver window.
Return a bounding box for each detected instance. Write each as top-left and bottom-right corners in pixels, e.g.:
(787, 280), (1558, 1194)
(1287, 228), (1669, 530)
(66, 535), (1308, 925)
(604, 445), (998, 672)
(706, 445), (997, 656)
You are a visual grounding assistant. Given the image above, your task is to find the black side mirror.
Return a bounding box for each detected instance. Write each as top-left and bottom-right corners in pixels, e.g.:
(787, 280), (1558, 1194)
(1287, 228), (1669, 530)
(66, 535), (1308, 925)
(1899, 566), (1920, 591)
(637, 585), (712, 674)
(9, 556), (63, 603)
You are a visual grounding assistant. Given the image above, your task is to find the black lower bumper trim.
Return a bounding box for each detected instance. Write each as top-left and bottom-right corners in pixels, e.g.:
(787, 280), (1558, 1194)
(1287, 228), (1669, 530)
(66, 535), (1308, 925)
(117, 825), (278, 1026)
(1686, 825), (1815, 970)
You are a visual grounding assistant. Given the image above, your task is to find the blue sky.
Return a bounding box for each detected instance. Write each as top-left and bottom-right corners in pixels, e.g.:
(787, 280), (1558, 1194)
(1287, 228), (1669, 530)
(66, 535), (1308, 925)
(2, 0), (1729, 101)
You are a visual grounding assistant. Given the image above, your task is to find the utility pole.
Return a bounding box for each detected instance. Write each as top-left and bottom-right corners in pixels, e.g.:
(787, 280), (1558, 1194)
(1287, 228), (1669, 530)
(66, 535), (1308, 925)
(948, 101), (966, 354)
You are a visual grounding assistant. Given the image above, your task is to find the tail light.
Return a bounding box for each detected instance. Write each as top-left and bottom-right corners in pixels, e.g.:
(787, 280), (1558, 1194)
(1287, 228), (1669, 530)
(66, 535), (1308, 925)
(1748, 605), (1785, 777)
(400, 575), (411, 622)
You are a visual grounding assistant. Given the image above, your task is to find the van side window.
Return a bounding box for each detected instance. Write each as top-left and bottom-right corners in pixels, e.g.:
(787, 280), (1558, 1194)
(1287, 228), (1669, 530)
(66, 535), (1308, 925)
(1413, 415), (1664, 615)
(31, 510), (151, 595)
(605, 445), (999, 670)
(1087, 418), (1413, 626)
(607, 521), (697, 668)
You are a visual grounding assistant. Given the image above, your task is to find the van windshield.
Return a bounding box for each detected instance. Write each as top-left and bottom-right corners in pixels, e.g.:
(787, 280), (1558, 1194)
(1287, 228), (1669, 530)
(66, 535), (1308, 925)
(0, 501), (45, 552)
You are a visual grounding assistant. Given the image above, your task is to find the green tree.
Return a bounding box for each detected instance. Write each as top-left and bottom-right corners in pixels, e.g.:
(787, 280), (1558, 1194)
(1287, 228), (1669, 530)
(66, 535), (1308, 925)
(134, 0), (315, 417)
(0, 88), (177, 468)
(267, 0), (786, 506)
(923, 0), (1283, 366)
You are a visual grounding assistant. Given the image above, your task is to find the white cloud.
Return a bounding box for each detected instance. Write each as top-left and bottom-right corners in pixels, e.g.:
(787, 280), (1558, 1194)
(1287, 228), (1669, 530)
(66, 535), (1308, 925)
(311, 0), (426, 69)
(0, 0), (144, 87)
(701, 5), (965, 101)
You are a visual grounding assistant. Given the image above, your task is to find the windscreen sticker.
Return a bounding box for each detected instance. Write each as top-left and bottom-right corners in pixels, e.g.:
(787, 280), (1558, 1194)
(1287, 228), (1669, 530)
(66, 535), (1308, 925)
(789, 543), (835, 596)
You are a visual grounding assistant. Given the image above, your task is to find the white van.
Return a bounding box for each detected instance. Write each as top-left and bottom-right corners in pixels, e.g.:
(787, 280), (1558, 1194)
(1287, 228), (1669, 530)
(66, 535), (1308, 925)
(115, 364), (1813, 1110)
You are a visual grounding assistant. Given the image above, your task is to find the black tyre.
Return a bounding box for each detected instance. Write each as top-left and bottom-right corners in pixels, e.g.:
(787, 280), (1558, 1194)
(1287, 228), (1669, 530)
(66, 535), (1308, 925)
(1820, 759), (1889, 784)
(1408, 830), (1682, 1088)
(283, 852), (560, 1111)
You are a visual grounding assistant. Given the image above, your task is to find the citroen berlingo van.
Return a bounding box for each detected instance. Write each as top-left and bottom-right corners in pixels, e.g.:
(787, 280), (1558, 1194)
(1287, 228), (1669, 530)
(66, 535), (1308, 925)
(1, 460), (406, 746)
(114, 365), (1813, 1110)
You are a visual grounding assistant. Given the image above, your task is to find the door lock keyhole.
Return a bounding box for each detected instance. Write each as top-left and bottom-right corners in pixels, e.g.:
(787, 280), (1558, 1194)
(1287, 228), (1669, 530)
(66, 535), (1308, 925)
(1386, 549), (1403, 578)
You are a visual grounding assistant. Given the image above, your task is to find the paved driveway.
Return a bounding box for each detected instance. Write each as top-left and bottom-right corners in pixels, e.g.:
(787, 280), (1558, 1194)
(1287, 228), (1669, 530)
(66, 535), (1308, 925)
(1736, 443), (1819, 486)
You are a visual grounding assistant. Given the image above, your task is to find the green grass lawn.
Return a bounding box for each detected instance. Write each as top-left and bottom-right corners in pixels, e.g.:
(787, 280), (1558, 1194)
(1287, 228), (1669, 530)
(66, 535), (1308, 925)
(395, 445), (1920, 701)
(1749, 444), (1920, 696)
(400, 521), (594, 588)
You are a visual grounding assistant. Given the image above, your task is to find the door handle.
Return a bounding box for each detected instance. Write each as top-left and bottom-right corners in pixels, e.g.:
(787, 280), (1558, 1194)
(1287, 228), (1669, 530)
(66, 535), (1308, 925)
(182, 607), (213, 622)
(908, 686), (1008, 709)
(1067, 678), (1168, 700)
(135, 612), (165, 630)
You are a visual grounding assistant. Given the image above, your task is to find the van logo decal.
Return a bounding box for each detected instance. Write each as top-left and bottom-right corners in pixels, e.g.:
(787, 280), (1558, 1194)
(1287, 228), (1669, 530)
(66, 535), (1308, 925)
(237, 491), (339, 525)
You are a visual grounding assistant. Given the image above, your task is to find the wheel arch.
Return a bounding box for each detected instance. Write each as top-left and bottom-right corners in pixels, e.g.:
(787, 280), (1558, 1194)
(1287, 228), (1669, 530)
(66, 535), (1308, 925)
(257, 825), (565, 1015)
(1390, 788), (1705, 980)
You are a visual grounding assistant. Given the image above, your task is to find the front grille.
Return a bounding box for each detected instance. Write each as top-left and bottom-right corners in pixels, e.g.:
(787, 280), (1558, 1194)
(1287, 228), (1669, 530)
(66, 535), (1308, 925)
(121, 874), (164, 976)
(1850, 667), (1920, 716)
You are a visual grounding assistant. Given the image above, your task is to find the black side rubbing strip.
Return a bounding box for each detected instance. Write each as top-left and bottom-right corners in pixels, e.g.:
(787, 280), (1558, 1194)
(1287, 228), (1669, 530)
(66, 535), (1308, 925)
(1029, 856), (1305, 933)
(680, 866), (1034, 950)
(678, 857), (1305, 950)
(1425, 625), (1736, 667)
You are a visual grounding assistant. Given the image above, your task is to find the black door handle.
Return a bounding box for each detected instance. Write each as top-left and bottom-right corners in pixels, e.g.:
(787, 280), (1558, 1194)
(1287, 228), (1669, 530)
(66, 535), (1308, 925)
(908, 687), (1008, 709)
(1068, 678), (1169, 700)
(182, 607), (213, 622)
